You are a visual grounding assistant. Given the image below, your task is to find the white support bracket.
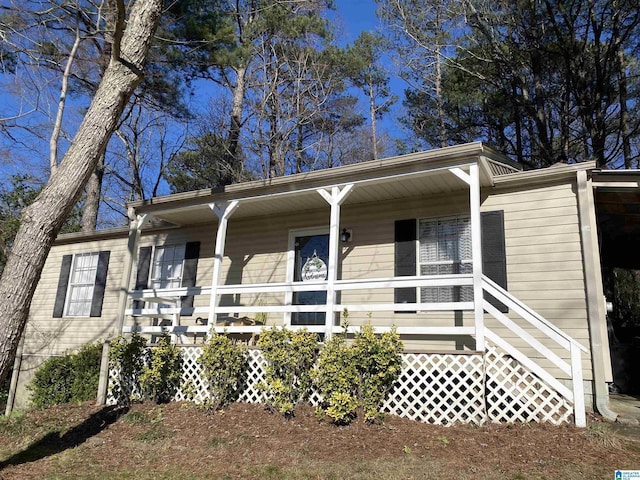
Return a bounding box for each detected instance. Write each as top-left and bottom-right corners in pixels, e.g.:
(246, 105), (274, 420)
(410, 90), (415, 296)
(317, 184), (354, 339)
(449, 167), (471, 185)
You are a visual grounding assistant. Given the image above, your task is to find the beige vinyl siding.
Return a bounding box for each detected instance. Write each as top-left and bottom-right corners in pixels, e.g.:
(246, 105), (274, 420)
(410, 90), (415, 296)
(339, 194), (474, 352)
(24, 236), (129, 355)
(482, 180), (590, 380)
(16, 235), (129, 408)
(219, 210), (326, 318)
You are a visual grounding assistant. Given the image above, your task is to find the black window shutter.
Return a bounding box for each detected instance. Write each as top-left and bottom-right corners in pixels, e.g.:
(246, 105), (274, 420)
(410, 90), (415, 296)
(394, 219), (417, 312)
(53, 254), (73, 318)
(181, 241), (200, 312)
(481, 210), (508, 313)
(134, 246), (152, 310)
(90, 251), (111, 317)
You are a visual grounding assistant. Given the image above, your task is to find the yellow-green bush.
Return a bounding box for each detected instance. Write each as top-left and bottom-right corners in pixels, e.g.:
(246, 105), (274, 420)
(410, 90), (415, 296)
(198, 332), (247, 410)
(258, 327), (317, 417)
(314, 317), (403, 424)
(139, 333), (182, 404)
(110, 333), (182, 405)
(313, 329), (358, 424)
(353, 324), (403, 423)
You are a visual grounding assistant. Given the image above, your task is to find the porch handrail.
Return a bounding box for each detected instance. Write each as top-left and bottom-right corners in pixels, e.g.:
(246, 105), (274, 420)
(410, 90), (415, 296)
(481, 274), (586, 427)
(128, 273), (473, 299)
(482, 275), (587, 353)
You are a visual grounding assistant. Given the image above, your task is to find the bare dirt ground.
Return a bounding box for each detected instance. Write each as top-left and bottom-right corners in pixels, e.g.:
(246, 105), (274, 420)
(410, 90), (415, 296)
(0, 401), (639, 479)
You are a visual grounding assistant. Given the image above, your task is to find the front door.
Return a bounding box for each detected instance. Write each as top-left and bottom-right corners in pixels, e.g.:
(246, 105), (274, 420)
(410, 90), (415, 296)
(291, 231), (329, 326)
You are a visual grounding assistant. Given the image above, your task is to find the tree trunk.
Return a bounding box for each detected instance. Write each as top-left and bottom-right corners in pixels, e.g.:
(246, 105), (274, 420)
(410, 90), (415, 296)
(227, 64), (247, 181)
(81, 154), (105, 232)
(615, 28), (632, 168)
(0, 0), (163, 384)
(369, 82), (378, 161)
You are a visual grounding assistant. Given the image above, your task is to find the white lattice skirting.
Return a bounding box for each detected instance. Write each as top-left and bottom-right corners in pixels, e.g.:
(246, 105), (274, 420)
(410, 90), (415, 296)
(107, 343), (574, 426)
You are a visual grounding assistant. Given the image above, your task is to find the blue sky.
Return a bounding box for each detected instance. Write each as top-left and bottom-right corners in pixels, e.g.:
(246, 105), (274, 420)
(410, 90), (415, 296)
(332, 0), (382, 44)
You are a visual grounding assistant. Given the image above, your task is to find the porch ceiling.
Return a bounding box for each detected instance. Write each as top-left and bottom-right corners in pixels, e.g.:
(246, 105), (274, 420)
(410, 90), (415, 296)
(145, 165), (482, 226)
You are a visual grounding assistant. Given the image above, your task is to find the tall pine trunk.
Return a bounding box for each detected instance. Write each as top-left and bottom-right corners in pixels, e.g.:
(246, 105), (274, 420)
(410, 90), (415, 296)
(0, 0), (163, 384)
(81, 154), (105, 232)
(227, 65), (246, 183)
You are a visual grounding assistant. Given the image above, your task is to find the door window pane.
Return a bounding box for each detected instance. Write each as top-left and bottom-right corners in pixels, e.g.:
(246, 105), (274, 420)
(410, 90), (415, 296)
(292, 233), (329, 326)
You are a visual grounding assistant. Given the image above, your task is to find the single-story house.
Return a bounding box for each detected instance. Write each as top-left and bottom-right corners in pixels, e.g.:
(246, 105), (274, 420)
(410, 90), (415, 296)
(6, 142), (639, 426)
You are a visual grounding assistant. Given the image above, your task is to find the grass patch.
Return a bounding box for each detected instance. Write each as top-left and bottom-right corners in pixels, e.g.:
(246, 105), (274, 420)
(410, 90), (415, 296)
(0, 411), (28, 437)
(121, 410), (151, 425)
(208, 436), (229, 448)
(122, 407), (164, 426)
(135, 425), (171, 443)
(585, 423), (622, 449)
(250, 464), (286, 479)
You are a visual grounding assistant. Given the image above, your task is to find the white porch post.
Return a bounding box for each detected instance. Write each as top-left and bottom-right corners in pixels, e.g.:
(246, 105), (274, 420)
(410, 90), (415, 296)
(207, 201), (239, 336)
(317, 184), (354, 339)
(449, 164), (484, 351)
(115, 208), (150, 335)
(469, 164), (485, 351)
(570, 342), (586, 428)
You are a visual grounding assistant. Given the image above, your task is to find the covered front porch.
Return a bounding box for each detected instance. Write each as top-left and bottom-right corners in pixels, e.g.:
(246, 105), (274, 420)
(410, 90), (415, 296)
(111, 143), (588, 426)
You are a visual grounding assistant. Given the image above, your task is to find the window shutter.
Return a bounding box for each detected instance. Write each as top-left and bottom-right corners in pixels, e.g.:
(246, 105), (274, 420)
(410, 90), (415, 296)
(181, 241), (200, 312)
(481, 210), (508, 313)
(90, 251), (111, 317)
(53, 255), (73, 318)
(394, 219), (417, 311)
(134, 246), (152, 310)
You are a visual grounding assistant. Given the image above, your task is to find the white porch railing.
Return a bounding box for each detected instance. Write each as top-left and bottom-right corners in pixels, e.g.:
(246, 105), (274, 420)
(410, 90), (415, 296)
(481, 275), (587, 427)
(124, 274), (475, 335)
(121, 272), (588, 427)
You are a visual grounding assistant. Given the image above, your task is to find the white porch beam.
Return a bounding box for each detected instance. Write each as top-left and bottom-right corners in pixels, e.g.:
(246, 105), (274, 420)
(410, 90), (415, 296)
(469, 164), (485, 351)
(206, 201), (239, 335)
(116, 209), (150, 335)
(317, 184), (354, 339)
(449, 167), (471, 185)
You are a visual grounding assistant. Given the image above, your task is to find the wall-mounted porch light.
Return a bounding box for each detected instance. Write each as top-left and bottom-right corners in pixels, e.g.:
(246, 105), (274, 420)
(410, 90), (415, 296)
(340, 228), (352, 243)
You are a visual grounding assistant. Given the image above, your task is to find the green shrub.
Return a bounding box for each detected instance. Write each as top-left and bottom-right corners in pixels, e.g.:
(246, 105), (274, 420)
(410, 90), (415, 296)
(313, 328), (358, 424)
(198, 332), (248, 410)
(139, 333), (182, 404)
(258, 327), (317, 417)
(28, 342), (102, 409)
(109, 332), (147, 404)
(314, 314), (403, 424)
(353, 324), (403, 423)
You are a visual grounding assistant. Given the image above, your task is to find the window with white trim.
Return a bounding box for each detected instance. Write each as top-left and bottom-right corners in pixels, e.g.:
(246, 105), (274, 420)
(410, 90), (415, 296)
(65, 252), (99, 316)
(151, 244), (186, 290)
(418, 215), (473, 302)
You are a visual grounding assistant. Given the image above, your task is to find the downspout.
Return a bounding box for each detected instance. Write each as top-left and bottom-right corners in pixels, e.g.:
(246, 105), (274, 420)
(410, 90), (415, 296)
(576, 170), (617, 421)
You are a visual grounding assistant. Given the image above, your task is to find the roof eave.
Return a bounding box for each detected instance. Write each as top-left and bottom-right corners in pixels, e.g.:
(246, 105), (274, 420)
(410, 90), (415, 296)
(131, 142), (511, 214)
